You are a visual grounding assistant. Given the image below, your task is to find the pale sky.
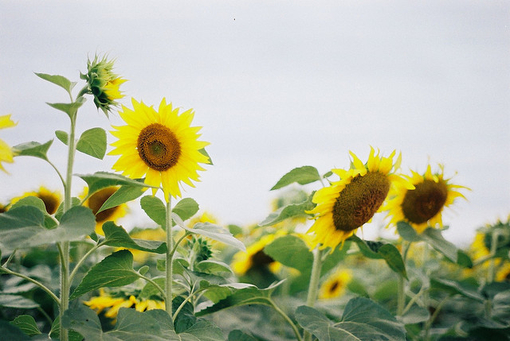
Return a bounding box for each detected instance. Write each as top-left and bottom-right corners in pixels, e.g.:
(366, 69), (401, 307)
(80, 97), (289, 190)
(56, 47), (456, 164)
(1, 1), (509, 247)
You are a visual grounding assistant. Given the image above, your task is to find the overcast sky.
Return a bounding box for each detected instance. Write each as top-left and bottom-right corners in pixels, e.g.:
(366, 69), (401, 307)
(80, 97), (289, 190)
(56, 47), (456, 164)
(1, 1), (509, 247)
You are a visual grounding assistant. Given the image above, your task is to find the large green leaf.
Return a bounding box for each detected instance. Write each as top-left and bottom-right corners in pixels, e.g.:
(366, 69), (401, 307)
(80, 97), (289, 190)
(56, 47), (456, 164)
(270, 166), (321, 190)
(430, 277), (484, 303)
(196, 281), (284, 316)
(173, 198), (200, 222)
(97, 185), (145, 214)
(173, 213), (245, 251)
(296, 297), (406, 341)
(46, 98), (86, 118)
(350, 235), (407, 279)
(0, 294), (39, 309)
(78, 172), (152, 195)
(263, 235), (313, 272)
(12, 140), (53, 161)
(10, 315), (42, 336)
(140, 195), (166, 227)
(70, 250), (139, 299)
(35, 72), (76, 94)
(0, 321), (31, 341)
(259, 196), (315, 226)
(0, 206), (95, 253)
(102, 222), (167, 254)
(76, 127), (107, 159)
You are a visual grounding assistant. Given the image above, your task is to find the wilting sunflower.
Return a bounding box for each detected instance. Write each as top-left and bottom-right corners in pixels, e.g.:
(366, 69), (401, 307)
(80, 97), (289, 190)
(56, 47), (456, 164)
(0, 114), (17, 172)
(307, 148), (411, 250)
(81, 55), (126, 114)
(384, 164), (468, 233)
(10, 186), (62, 215)
(110, 98), (210, 201)
(319, 269), (352, 299)
(82, 186), (128, 235)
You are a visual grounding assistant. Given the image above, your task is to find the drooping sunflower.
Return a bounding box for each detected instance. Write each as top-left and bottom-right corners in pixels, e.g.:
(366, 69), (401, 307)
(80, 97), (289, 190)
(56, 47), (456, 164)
(307, 148), (411, 250)
(11, 186), (62, 215)
(81, 186), (128, 235)
(0, 114), (17, 172)
(81, 55), (126, 115)
(319, 269), (352, 299)
(110, 98), (210, 201)
(384, 164), (468, 233)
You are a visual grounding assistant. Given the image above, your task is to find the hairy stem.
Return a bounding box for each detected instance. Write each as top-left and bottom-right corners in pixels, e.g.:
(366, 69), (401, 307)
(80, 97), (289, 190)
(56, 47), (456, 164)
(165, 198), (174, 315)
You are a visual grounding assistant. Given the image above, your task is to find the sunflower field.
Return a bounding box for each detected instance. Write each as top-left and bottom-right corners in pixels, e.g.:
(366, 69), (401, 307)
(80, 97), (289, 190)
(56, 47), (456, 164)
(1, 56), (509, 341)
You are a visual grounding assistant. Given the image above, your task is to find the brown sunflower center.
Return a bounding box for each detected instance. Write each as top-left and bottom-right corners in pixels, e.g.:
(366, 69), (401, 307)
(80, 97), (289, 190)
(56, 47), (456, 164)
(88, 187), (119, 223)
(401, 179), (448, 224)
(329, 280), (340, 293)
(251, 250), (275, 267)
(137, 123), (181, 171)
(332, 172), (390, 232)
(37, 193), (60, 215)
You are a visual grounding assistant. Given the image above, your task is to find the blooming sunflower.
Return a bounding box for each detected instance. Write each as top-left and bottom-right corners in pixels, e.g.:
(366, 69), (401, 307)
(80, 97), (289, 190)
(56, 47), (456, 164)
(110, 98), (210, 201)
(10, 186), (62, 215)
(307, 148), (411, 250)
(384, 164), (468, 233)
(81, 186), (128, 235)
(81, 55), (126, 115)
(319, 269), (352, 299)
(0, 114), (17, 172)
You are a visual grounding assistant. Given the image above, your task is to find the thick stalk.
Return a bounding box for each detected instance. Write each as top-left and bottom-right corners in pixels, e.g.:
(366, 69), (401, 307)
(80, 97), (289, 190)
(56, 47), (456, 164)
(304, 246), (323, 341)
(59, 115), (77, 341)
(165, 198), (174, 315)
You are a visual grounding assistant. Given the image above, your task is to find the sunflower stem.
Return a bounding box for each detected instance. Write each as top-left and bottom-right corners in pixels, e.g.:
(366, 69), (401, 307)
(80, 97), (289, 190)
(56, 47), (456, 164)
(304, 246), (323, 341)
(165, 197), (174, 315)
(397, 240), (410, 317)
(59, 112), (77, 341)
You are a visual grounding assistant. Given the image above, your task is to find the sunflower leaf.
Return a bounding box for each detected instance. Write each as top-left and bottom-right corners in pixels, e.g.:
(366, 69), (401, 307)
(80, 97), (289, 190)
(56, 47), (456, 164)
(173, 198), (200, 222)
(35, 72), (76, 94)
(259, 196), (315, 227)
(101, 222), (167, 254)
(0, 295), (39, 309)
(0, 206), (95, 253)
(13, 140), (53, 161)
(97, 185), (145, 214)
(9, 315), (42, 337)
(196, 280), (284, 316)
(270, 166), (321, 190)
(199, 147), (213, 165)
(78, 172), (151, 195)
(296, 298), (406, 341)
(263, 235), (313, 272)
(75, 127), (107, 159)
(140, 195), (166, 227)
(46, 98), (86, 118)
(0, 321), (31, 341)
(70, 250), (139, 299)
(420, 227), (458, 262)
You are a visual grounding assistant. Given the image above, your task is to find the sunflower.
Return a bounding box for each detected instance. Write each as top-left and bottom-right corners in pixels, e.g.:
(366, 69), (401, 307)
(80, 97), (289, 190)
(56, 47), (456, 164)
(231, 233), (282, 275)
(81, 55), (126, 115)
(10, 186), (62, 214)
(307, 148), (411, 250)
(0, 114), (17, 172)
(319, 269), (352, 299)
(496, 262), (510, 282)
(110, 98), (210, 201)
(81, 186), (128, 235)
(384, 164), (468, 233)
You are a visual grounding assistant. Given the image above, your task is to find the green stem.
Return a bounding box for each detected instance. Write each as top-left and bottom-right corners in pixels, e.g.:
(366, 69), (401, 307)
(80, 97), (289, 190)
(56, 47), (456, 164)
(304, 246), (323, 341)
(268, 298), (303, 341)
(487, 231), (500, 284)
(69, 241), (101, 283)
(59, 113), (77, 341)
(0, 266), (60, 304)
(424, 296), (449, 341)
(397, 241), (410, 317)
(165, 198), (174, 315)
(137, 273), (166, 298)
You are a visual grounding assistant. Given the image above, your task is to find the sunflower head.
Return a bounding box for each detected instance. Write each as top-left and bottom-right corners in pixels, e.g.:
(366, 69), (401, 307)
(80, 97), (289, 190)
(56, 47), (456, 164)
(110, 98), (210, 201)
(385, 164), (469, 233)
(10, 186), (62, 215)
(319, 269), (352, 299)
(307, 148), (411, 251)
(82, 186), (128, 235)
(470, 216), (510, 263)
(81, 55), (126, 115)
(0, 114), (17, 173)
(231, 233), (281, 275)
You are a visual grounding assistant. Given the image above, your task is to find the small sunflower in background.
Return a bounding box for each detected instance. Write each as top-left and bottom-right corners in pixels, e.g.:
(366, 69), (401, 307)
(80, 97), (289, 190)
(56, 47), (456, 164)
(307, 148), (411, 251)
(319, 269), (352, 299)
(385, 164), (468, 233)
(231, 233), (282, 276)
(81, 186), (128, 235)
(0, 114), (17, 173)
(84, 289), (164, 323)
(10, 186), (62, 215)
(110, 98), (210, 201)
(81, 55), (126, 115)
(496, 262), (510, 282)
(469, 216), (510, 266)
(128, 227), (166, 264)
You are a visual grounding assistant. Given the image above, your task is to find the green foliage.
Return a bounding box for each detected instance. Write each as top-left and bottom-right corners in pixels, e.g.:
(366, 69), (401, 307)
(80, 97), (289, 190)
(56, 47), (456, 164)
(57, 127), (107, 159)
(78, 171), (151, 195)
(259, 194), (315, 226)
(296, 298), (406, 341)
(9, 315), (41, 336)
(12, 140), (53, 161)
(71, 250), (140, 299)
(97, 185), (145, 214)
(270, 166), (321, 190)
(47, 98), (86, 119)
(35, 73), (77, 95)
(101, 222), (167, 254)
